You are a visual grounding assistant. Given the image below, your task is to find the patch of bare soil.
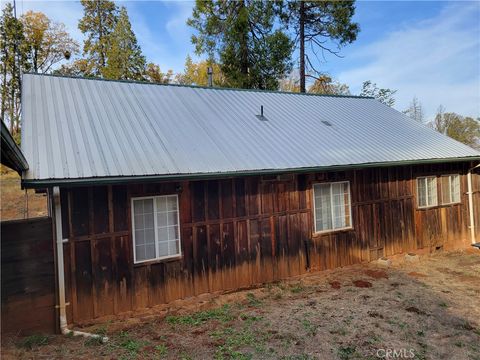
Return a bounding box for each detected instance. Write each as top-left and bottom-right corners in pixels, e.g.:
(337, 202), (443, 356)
(0, 166), (47, 220)
(2, 250), (479, 360)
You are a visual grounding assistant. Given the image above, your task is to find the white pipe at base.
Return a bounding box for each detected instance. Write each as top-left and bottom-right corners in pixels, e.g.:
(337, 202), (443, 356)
(53, 187), (108, 343)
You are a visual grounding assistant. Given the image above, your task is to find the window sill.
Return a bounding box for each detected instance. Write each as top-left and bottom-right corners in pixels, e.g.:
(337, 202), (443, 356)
(134, 255), (182, 267)
(417, 202), (461, 210)
(312, 227), (354, 237)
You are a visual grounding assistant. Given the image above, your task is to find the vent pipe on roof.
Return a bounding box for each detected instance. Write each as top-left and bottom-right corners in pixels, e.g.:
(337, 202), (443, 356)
(207, 66), (213, 87)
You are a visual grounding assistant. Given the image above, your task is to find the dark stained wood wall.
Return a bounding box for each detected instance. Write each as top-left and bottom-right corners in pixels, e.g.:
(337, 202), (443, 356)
(1, 217), (57, 335)
(59, 162), (476, 324)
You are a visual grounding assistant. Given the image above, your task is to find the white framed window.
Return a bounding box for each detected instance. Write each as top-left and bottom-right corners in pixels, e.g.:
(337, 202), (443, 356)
(416, 176), (438, 208)
(313, 181), (352, 233)
(440, 174), (461, 205)
(131, 195), (181, 264)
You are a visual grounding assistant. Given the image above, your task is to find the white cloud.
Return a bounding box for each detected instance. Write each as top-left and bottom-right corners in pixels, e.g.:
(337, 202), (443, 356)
(337, 2), (480, 120)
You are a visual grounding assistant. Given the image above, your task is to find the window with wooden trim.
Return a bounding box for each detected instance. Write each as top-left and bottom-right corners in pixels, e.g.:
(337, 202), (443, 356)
(416, 176), (438, 208)
(313, 181), (352, 233)
(131, 195), (181, 263)
(440, 174), (460, 204)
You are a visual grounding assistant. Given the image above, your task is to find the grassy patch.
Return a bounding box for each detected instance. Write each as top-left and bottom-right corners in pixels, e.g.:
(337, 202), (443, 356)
(300, 319), (317, 337)
(17, 334), (50, 349)
(211, 325), (269, 359)
(337, 346), (359, 360)
(246, 293), (262, 307)
(155, 344), (168, 357)
(438, 302), (449, 308)
(166, 304), (234, 326)
(290, 284), (305, 294)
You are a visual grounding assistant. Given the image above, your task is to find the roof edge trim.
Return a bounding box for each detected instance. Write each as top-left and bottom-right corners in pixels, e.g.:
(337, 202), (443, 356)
(22, 156), (480, 189)
(23, 72), (374, 100)
(1, 121), (28, 173)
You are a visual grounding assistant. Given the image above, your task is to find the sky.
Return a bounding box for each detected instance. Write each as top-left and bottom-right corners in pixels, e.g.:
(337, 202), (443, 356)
(12, 0), (480, 121)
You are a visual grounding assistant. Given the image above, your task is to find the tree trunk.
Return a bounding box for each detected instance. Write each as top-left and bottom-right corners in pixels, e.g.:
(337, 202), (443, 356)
(299, 0), (306, 93)
(239, 0), (249, 88)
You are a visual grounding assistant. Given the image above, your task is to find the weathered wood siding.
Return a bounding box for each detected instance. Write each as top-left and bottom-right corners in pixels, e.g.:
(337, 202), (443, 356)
(1, 217), (57, 335)
(59, 163), (475, 324)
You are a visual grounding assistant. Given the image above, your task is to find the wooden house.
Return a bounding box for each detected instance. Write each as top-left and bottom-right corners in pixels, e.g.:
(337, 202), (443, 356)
(18, 73), (480, 327)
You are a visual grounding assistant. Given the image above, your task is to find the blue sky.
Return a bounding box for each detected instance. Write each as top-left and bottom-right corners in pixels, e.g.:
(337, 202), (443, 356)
(16, 0), (480, 120)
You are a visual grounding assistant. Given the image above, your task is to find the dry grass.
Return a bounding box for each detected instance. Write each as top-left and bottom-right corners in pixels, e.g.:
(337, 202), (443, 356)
(0, 166), (47, 221)
(2, 249), (479, 359)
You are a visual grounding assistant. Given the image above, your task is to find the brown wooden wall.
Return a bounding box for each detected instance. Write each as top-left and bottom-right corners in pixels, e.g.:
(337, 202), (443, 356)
(58, 162), (476, 324)
(1, 217), (57, 335)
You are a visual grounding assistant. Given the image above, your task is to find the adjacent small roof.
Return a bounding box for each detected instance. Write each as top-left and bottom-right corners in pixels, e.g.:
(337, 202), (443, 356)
(21, 73), (480, 186)
(1, 120), (28, 174)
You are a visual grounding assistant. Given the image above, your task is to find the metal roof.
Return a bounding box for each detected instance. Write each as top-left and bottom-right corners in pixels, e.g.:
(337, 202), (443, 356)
(21, 73), (480, 186)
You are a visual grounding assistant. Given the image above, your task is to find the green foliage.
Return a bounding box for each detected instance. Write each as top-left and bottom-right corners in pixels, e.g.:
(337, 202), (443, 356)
(21, 11), (79, 73)
(166, 304), (234, 326)
(282, 1), (359, 92)
(17, 334), (50, 349)
(245, 292), (262, 306)
(337, 346), (358, 360)
(155, 343), (168, 357)
(78, 0), (118, 76)
(360, 80), (397, 107)
(0, 3), (29, 136)
(188, 0), (293, 90)
(103, 7), (146, 80)
(432, 106), (480, 149)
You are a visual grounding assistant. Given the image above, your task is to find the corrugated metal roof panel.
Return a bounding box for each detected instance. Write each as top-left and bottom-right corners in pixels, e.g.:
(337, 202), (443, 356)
(21, 73), (480, 183)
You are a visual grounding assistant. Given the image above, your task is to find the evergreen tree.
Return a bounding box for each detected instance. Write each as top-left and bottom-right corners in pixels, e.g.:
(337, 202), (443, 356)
(103, 7), (146, 80)
(188, 0), (293, 90)
(0, 3), (29, 138)
(78, 0), (118, 76)
(360, 80), (396, 107)
(284, 1), (359, 92)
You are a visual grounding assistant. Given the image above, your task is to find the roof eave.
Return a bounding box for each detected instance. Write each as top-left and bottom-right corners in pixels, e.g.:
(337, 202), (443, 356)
(21, 156), (480, 189)
(1, 121), (28, 174)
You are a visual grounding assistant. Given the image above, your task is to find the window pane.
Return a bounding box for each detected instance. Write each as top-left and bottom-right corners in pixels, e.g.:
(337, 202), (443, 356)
(332, 183), (346, 229)
(133, 198), (156, 262)
(441, 176), (451, 204)
(166, 196), (177, 211)
(157, 212), (168, 227)
(144, 199), (154, 214)
(451, 175), (460, 203)
(156, 197), (167, 212)
(158, 226), (168, 242)
(314, 184), (332, 231)
(158, 241), (169, 257)
(427, 177), (437, 206)
(417, 178), (427, 207)
(135, 229), (145, 245)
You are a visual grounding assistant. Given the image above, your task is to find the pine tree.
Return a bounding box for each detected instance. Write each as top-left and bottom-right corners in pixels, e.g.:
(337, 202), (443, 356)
(188, 0), (293, 90)
(284, 1), (359, 92)
(78, 0), (118, 76)
(0, 3), (29, 138)
(103, 7), (146, 80)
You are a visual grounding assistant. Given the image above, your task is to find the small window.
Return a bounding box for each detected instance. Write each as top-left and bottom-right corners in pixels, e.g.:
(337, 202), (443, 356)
(132, 195), (181, 263)
(417, 176), (438, 208)
(313, 181), (352, 233)
(440, 174), (460, 204)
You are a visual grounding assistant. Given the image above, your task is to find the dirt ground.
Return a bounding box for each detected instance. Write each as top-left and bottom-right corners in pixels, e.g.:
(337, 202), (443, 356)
(0, 166), (47, 220)
(2, 249), (479, 360)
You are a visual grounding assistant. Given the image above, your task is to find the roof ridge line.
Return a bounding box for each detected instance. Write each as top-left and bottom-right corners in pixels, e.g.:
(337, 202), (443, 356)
(23, 72), (374, 99)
